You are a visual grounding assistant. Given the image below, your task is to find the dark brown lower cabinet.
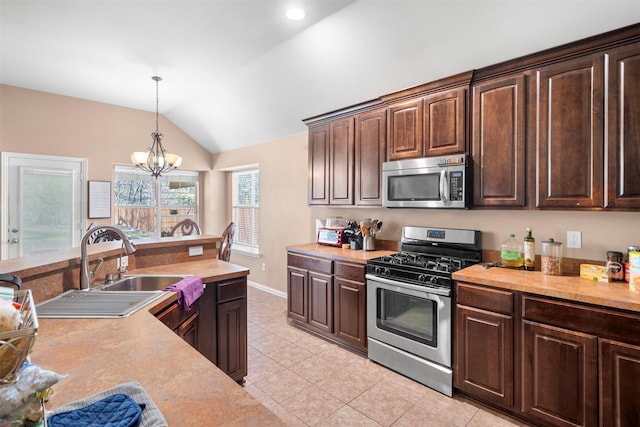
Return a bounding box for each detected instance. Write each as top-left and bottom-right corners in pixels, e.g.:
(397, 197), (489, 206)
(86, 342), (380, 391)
(154, 277), (247, 383)
(287, 252), (367, 355)
(522, 320), (598, 427)
(455, 283), (640, 427)
(454, 282), (515, 410)
(599, 339), (640, 427)
(455, 305), (514, 408)
(333, 267), (367, 353)
(217, 297), (247, 382)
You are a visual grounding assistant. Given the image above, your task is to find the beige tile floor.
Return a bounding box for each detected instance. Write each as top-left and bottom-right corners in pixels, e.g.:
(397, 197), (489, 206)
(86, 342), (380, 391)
(244, 285), (532, 427)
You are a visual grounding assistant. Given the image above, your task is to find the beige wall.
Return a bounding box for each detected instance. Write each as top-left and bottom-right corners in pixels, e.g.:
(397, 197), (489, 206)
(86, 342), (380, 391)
(211, 133), (309, 294)
(0, 84), (214, 230)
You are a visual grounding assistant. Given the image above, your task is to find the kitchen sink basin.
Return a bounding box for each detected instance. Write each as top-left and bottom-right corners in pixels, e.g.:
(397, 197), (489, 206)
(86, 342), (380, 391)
(35, 275), (188, 318)
(36, 290), (165, 319)
(97, 274), (187, 292)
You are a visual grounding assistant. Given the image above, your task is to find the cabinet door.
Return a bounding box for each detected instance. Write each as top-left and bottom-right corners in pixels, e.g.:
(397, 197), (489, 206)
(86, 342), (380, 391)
(424, 87), (466, 156)
(537, 54), (605, 208)
(355, 109), (386, 206)
(472, 75), (526, 207)
(287, 266), (308, 323)
(387, 98), (423, 160)
(455, 305), (514, 409)
(308, 123), (329, 205)
(522, 320), (598, 427)
(197, 284), (217, 365)
(607, 43), (640, 208)
(308, 271), (333, 334)
(599, 339), (640, 427)
(217, 298), (247, 382)
(178, 311), (199, 349)
(329, 117), (355, 205)
(333, 277), (367, 353)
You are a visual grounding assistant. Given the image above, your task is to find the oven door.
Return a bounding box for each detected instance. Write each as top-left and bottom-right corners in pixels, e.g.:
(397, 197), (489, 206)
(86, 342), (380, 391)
(366, 274), (451, 367)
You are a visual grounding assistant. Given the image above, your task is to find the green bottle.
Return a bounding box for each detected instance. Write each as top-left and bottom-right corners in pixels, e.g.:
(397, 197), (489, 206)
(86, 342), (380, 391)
(524, 228), (535, 271)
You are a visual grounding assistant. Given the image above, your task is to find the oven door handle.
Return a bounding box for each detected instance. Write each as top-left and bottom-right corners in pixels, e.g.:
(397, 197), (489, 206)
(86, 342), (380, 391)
(366, 274), (451, 298)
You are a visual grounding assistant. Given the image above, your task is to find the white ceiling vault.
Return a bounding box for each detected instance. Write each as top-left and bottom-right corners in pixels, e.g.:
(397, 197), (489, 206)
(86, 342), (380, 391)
(1, 1), (639, 154)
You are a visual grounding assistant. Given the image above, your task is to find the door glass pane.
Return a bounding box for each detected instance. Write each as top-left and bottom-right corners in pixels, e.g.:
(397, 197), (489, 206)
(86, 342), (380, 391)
(23, 170), (73, 255)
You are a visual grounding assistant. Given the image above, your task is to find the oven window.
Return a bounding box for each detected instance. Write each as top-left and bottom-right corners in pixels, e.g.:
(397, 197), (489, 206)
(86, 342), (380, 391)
(387, 173), (440, 201)
(376, 288), (437, 346)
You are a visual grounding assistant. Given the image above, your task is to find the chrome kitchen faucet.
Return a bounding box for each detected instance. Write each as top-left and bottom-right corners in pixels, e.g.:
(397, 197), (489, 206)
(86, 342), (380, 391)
(79, 226), (136, 290)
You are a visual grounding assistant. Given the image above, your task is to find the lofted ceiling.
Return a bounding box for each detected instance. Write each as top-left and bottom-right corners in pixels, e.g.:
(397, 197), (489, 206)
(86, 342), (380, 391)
(1, 1), (638, 154)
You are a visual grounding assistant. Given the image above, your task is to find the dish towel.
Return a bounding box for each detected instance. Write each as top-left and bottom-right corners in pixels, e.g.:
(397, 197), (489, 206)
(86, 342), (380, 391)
(47, 381), (167, 427)
(163, 276), (203, 311)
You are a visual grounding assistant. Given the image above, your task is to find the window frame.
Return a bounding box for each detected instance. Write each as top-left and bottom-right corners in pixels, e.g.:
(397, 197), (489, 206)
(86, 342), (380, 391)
(114, 165), (199, 239)
(231, 168), (260, 256)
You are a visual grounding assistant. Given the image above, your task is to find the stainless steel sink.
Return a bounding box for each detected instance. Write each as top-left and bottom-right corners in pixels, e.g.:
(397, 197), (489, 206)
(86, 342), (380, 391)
(36, 275), (188, 318)
(97, 274), (187, 292)
(36, 290), (165, 318)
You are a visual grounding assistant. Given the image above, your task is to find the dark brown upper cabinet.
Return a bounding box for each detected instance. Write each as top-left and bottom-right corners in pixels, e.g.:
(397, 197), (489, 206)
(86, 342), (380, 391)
(607, 42), (640, 209)
(423, 87), (467, 157)
(385, 71), (472, 161)
(354, 109), (386, 206)
(307, 118), (355, 206)
(308, 123), (330, 205)
(328, 117), (355, 205)
(472, 75), (527, 208)
(386, 98), (424, 160)
(536, 53), (605, 209)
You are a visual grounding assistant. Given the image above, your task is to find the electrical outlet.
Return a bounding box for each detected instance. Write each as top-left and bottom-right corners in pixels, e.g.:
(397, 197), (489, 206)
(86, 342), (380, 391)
(567, 231), (582, 248)
(117, 256), (128, 270)
(261, 263), (266, 272)
(188, 246), (203, 256)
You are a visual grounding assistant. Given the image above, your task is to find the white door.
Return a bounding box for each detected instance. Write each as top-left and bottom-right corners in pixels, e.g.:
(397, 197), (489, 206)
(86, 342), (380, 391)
(1, 153), (86, 260)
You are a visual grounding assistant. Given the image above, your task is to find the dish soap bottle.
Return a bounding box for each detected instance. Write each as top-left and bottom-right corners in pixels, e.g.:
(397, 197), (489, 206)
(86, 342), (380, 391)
(501, 233), (523, 268)
(523, 227), (535, 271)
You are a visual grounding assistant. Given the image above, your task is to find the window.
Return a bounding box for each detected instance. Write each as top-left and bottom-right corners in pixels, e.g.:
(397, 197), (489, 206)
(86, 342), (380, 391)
(114, 166), (198, 239)
(232, 168), (259, 255)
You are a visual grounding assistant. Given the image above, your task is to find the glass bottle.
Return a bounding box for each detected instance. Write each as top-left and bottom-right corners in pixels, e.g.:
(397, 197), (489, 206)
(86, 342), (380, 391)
(501, 233), (523, 268)
(523, 227), (535, 271)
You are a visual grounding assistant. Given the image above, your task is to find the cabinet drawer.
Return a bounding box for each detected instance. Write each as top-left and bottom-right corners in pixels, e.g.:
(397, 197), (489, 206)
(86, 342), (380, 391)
(456, 282), (514, 315)
(217, 278), (247, 304)
(334, 261), (365, 282)
(156, 300), (199, 331)
(522, 295), (640, 346)
(288, 253), (332, 274)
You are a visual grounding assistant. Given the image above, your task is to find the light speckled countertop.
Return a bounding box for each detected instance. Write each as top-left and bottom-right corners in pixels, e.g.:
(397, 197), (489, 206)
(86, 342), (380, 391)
(286, 243), (397, 264)
(31, 260), (284, 426)
(453, 264), (640, 313)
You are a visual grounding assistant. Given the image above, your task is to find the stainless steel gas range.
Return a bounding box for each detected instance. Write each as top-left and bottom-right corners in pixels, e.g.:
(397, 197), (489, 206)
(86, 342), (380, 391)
(366, 225), (482, 396)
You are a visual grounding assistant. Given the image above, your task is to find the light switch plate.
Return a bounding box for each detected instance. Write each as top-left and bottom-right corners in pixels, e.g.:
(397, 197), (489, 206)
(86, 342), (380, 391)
(188, 246), (203, 257)
(117, 256), (128, 269)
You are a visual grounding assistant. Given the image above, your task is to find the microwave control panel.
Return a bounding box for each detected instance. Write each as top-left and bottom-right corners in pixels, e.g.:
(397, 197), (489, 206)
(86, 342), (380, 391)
(449, 171), (464, 201)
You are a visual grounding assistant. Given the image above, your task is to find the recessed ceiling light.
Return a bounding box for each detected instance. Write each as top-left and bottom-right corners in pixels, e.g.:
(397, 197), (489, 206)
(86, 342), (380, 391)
(286, 8), (305, 21)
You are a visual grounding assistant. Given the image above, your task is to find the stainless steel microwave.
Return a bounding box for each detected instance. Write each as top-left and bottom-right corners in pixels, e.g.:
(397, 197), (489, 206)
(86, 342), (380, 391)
(382, 154), (469, 209)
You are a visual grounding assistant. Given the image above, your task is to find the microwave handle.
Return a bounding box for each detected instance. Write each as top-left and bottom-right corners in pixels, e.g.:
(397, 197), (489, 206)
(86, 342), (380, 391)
(440, 170), (449, 204)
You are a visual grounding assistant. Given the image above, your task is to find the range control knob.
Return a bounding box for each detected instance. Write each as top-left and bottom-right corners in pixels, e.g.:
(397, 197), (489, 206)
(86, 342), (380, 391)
(417, 274), (428, 283)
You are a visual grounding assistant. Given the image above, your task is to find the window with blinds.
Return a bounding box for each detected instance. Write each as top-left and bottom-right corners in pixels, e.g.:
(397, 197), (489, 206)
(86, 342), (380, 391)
(114, 166), (198, 239)
(231, 168), (259, 254)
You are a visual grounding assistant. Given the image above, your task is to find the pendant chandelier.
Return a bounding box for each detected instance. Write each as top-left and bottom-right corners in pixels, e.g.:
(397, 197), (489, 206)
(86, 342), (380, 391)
(131, 76), (182, 178)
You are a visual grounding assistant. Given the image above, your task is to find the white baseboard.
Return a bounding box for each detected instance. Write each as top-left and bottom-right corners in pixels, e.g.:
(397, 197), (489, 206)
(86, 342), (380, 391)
(248, 280), (287, 299)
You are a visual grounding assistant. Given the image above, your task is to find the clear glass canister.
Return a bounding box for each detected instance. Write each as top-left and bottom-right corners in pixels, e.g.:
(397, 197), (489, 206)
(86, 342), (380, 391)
(500, 233), (523, 268)
(541, 238), (562, 275)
